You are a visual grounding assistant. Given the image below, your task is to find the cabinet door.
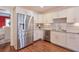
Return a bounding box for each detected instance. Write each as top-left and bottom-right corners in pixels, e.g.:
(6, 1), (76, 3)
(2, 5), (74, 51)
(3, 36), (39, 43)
(67, 33), (79, 51)
(66, 8), (75, 23)
(56, 32), (67, 47)
(51, 31), (67, 47)
(50, 31), (58, 43)
(35, 14), (44, 23)
(58, 10), (67, 18)
(34, 30), (43, 41)
(75, 7), (79, 22)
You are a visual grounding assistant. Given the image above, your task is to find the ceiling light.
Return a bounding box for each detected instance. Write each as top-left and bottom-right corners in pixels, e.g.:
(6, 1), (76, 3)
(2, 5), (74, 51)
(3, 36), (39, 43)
(73, 23), (79, 26)
(40, 6), (44, 8)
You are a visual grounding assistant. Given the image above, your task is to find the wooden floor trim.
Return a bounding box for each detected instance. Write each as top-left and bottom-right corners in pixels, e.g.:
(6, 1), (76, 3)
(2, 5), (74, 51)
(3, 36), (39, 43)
(44, 40), (75, 52)
(0, 42), (10, 48)
(17, 39), (76, 52)
(10, 46), (16, 52)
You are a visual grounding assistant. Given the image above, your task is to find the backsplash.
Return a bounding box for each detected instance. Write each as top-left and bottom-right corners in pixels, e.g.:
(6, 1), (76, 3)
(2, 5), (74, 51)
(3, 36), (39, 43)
(67, 23), (79, 33)
(34, 21), (79, 33)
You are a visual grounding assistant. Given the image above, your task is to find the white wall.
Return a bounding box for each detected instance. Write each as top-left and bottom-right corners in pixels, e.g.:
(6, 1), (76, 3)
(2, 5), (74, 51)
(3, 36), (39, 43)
(10, 7), (17, 49)
(0, 7), (11, 44)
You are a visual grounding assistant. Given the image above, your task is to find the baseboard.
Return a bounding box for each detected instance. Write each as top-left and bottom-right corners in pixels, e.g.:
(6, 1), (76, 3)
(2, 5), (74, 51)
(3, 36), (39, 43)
(0, 42), (10, 48)
(44, 40), (76, 52)
(33, 39), (42, 43)
(17, 39), (76, 52)
(10, 46), (16, 52)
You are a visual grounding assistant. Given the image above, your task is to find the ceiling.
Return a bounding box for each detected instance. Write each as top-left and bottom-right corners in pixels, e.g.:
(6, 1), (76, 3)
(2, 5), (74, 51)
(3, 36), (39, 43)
(21, 6), (73, 13)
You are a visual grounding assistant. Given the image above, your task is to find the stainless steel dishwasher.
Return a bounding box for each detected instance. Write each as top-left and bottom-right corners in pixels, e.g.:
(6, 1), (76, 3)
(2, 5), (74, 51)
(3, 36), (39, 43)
(44, 30), (50, 42)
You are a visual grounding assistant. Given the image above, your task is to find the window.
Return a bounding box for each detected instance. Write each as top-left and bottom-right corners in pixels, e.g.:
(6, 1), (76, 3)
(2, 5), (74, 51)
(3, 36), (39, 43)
(0, 16), (10, 28)
(5, 18), (10, 27)
(0, 16), (5, 28)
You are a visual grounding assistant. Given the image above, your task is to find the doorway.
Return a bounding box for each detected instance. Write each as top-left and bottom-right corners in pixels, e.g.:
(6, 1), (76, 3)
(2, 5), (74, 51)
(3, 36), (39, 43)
(0, 7), (11, 52)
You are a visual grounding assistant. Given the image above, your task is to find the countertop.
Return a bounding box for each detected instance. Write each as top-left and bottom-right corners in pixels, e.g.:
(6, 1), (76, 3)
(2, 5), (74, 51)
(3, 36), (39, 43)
(51, 29), (79, 34)
(34, 27), (79, 34)
(41, 28), (79, 34)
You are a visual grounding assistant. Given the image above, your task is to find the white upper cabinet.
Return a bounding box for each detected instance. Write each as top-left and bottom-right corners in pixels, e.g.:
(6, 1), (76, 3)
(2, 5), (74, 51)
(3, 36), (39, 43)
(35, 7), (79, 24)
(37, 15), (43, 23)
(66, 8), (75, 23)
(43, 13), (53, 23)
(52, 7), (77, 23)
(52, 12), (59, 18)
(34, 14), (44, 23)
(58, 10), (67, 18)
(74, 7), (79, 22)
(58, 8), (75, 23)
(58, 7), (79, 23)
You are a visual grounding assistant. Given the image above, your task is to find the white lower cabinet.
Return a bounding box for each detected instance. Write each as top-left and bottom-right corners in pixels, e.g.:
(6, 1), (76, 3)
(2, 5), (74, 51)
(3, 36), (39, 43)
(67, 33), (79, 51)
(56, 32), (66, 47)
(34, 29), (44, 41)
(50, 31), (58, 43)
(51, 31), (79, 51)
(51, 31), (67, 47)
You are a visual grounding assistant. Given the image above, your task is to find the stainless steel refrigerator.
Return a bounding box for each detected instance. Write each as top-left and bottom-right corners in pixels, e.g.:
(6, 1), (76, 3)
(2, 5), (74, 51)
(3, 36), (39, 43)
(17, 13), (34, 49)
